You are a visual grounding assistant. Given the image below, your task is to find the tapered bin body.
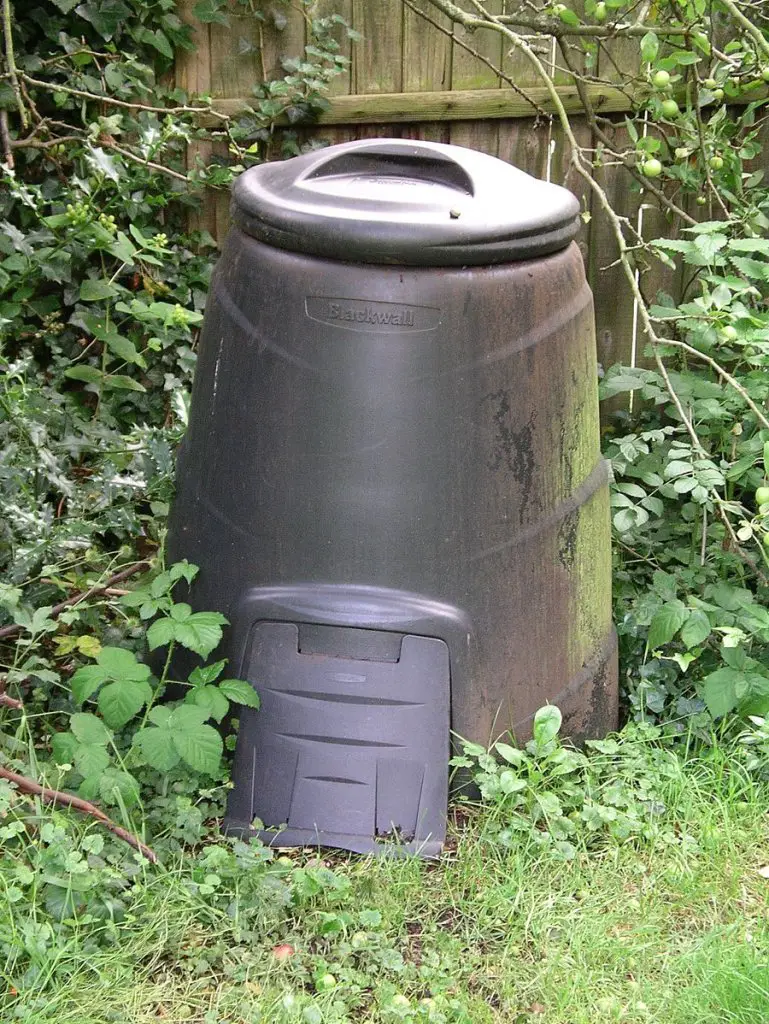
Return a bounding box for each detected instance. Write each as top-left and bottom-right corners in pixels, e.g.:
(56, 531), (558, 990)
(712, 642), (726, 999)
(168, 139), (618, 856)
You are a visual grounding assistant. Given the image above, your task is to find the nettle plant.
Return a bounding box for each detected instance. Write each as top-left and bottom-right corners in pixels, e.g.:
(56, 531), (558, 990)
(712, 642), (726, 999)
(50, 562), (258, 806)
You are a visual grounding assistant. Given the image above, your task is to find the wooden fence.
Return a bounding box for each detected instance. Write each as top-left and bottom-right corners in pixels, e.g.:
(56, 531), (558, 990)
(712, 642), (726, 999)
(173, 0), (734, 378)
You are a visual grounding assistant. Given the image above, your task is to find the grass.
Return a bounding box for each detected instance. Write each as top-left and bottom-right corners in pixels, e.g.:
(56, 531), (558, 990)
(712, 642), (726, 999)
(3, 743), (769, 1024)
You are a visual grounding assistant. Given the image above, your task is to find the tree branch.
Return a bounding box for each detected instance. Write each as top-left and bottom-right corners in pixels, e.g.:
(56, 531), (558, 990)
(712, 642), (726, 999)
(0, 561), (150, 641)
(0, 764), (158, 863)
(1, 0), (26, 127)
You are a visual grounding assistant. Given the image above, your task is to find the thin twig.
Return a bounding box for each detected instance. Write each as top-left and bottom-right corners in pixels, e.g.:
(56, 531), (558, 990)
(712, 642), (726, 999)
(106, 142), (191, 183)
(18, 74), (229, 120)
(0, 108), (12, 167)
(1, 0), (26, 127)
(0, 561), (150, 641)
(0, 764), (158, 863)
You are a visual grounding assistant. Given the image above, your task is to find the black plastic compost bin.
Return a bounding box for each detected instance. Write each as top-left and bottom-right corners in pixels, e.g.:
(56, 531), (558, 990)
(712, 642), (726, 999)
(168, 139), (618, 857)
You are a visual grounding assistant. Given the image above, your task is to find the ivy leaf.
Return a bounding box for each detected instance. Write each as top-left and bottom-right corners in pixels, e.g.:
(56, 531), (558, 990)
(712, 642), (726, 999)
(218, 678), (260, 709)
(192, 0), (229, 24)
(75, 0), (131, 40)
(98, 678), (153, 728)
(647, 600), (688, 650)
(85, 146), (120, 182)
(70, 713), (112, 746)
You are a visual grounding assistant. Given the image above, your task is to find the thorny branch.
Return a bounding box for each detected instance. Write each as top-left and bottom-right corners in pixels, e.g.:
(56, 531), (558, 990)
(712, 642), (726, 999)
(0, 764), (158, 863)
(0, 561), (151, 641)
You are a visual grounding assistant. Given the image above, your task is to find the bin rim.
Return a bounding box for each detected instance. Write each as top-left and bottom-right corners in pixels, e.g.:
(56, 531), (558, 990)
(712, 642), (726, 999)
(231, 138), (581, 267)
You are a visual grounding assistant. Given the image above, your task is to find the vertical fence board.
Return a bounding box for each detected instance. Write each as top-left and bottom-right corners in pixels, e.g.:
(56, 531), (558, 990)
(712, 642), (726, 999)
(449, 2), (502, 157)
(352, 0), (404, 93)
(403, 0), (451, 92)
(313, 0), (353, 96)
(176, 0), (218, 239)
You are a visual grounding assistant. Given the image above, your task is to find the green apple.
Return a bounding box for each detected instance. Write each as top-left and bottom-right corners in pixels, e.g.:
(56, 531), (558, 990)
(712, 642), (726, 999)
(720, 324), (737, 341)
(709, 155), (724, 170)
(703, 78), (718, 89)
(713, 88), (725, 102)
(661, 99), (680, 117)
(755, 487), (769, 506)
(315, 973), (337, 991)
(762, 67), (769, 83)
(652, 69), (671, 89)
(642, 158), (663, 178)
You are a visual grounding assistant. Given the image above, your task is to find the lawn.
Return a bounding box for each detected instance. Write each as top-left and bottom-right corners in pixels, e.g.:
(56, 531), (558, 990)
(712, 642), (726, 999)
(5, 739), (769, 1024)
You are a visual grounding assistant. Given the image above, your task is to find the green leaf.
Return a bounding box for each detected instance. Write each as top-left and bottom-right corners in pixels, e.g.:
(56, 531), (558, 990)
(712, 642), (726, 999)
(173, 611), (228, 659)
(169, 602), (192, 622)
(99, 769), (140, 807)
(218, 678), (260, 709)
(687, 233), (728, 266)
(172, 723), (223, 775)
(647, 600), (688, 650)
(494, 741), (525, 765)
(98, 678), (152, 729)
(98, 647), (151, 682)
(169, 704), (209, 730)
(189, 685), (230, 723)
(702, 668), (740, 718)
(70, 664), (109, 704)
(50, 732), (78, 765)
(189, 660), (227, 687)
(498, 770), (527, 794)
(103, 332), (143, 366)
(85, 146), (120, 183)
(79, 278), (119, 302)
(641, 32), (659, 62)
(74, 743), (110, 778)
(103, 374), (146, 392)
(192, 0), (229, 23)
(75, 0), (131, 40)
(133, 726), (181, 771)
(533, 705), (562, 746)
(146, 617), (177, 651)
(64, 365), (104, 384)
(70, 713), (111, 746)
(681, 610), (711, 649)
(148, 705), (172, 727)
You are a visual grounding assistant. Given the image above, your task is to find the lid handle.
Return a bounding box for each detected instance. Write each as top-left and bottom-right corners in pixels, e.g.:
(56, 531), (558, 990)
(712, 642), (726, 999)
(303, 142), (475, 195)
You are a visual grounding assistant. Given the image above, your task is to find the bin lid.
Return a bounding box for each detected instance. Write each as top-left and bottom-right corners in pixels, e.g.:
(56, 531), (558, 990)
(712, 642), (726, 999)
(231, 139), (581, 266)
